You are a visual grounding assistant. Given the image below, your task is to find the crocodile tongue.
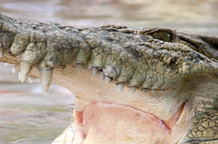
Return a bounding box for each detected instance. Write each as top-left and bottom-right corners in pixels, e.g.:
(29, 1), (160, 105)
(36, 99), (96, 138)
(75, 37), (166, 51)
(73, 101), (187, 144)
(75, 102), (170, 144)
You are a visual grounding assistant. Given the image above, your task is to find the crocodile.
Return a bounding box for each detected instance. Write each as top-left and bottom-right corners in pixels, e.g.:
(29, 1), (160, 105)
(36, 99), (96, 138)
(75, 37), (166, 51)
(0, 14), (218, 144)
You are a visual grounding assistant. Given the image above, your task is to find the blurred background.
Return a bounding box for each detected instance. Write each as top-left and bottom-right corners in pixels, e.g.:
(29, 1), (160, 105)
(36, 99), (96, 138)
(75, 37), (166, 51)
(0, 0), (217, 143)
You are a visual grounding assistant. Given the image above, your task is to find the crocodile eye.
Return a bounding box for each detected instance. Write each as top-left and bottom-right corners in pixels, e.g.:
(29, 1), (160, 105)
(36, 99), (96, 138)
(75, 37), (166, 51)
(152, 31), (171, 42)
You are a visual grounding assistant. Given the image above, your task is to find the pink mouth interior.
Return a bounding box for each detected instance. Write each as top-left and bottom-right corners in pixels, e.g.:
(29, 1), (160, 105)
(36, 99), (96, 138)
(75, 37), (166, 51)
(74, 101), (184, 143)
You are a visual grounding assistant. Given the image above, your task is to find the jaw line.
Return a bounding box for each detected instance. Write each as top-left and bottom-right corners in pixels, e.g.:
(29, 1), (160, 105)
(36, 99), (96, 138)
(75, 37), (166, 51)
(75, 101), (186, 132)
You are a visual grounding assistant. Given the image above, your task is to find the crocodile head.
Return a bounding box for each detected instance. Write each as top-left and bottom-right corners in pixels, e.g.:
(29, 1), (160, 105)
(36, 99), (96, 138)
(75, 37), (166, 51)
(0, 14), (217, 144)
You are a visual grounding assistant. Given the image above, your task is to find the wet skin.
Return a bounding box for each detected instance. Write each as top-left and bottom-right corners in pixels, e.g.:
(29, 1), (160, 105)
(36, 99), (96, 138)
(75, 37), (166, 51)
(0, 14), (218, 144)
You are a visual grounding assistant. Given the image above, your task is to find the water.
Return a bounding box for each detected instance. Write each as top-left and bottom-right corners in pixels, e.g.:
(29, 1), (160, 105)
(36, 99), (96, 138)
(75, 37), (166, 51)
(0, 64), (74, 144)
(0, 0), (218, 34)
(0, 0), (218, 143)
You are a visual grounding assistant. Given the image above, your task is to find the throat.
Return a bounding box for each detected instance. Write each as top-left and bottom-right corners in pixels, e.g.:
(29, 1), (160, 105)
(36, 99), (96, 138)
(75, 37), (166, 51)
(73, 101), (187, 144)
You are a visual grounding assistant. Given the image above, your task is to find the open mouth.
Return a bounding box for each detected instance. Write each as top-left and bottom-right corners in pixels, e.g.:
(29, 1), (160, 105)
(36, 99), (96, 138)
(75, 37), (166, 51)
(74, 101), (186, 144)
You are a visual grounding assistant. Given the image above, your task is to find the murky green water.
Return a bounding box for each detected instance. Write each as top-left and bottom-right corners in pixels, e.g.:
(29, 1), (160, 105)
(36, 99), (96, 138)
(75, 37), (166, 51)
(0, 0), (218, 143)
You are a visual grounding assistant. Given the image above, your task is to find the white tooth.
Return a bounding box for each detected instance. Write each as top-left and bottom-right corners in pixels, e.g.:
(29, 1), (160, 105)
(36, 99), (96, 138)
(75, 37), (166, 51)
(152, 89), (156, 94)
(160, 89), (164, 93)
(142, 88), (147, 92)
(99, 72), (104, 79)
(39, 69), (53, 92)
(20, 62), (32, 83)
(117, 83), (124, 92)
(0, 46), (3, 58)
(75, 63), (83, 73)
(130, 86), (136, 93)
(28, 76), (35, 84)
(12, 66), (16, 74)
(103, 65), (113, 74)
(37, 79), (40, 83)
(18, 72), (21, 80)
(104, 76), (111, 84)
(4, 63), (8, 66)
(91, 67), (98, 75)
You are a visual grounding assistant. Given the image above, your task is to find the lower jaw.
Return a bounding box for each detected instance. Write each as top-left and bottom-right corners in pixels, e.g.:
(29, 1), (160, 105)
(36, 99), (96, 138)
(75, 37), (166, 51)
(72, 101), (188, 144)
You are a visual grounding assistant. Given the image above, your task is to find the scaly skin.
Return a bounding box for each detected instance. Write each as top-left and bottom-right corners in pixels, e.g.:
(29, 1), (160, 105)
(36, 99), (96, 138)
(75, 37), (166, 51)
(0, 14), (217, 144)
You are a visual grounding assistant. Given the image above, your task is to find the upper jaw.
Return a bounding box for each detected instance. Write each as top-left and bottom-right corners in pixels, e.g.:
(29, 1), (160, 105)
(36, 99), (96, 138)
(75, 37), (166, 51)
(2, 13), (218, 94)
(48, 66), (188, 122)
(7, 59), (187, 123)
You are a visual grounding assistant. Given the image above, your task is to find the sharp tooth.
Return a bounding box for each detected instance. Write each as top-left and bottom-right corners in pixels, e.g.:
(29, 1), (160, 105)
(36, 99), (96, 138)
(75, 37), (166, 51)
(37, 79), (40, 83)
(160, 89), (164, 93)
(91, 67), (98, 75)
(99, 72), (104, 79)
(28, 76), (35, 84)
(130, 86), (136, 93)
(20, 62), (32, 83)
(18, 72), (21, 80)
(39, 68), (53, 92)
(75, 63), (83, 73)
(4, 63), (8, 66)
(152, 89), (156, 94)
(12, 66), (16, 74)
(142, 88), (147, 92)
(104, 76), (111, 84)
(117, 83), (124, 92)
